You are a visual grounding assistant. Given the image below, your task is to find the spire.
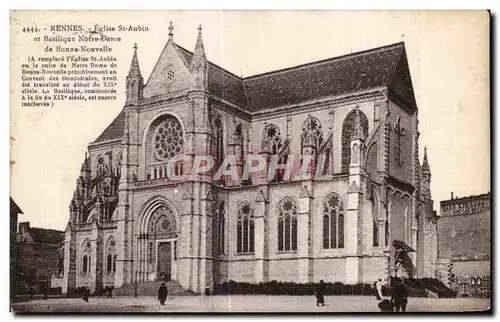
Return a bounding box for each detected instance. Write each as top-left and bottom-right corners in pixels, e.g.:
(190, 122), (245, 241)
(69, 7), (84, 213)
(422, 146), (431, 175)
(126, 43), (144, 105)
(193, 24), (206, 59)
(190, 24), (208, 90)
(128, 43), (142, 78)
(352, 107), (365, 141)
(168, 21), (174, 41)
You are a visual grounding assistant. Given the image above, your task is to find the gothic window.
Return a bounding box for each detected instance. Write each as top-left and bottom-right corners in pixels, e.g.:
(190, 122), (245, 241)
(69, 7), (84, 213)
(341, 109), (369, 172)
(322, 193), (345, 249)
(372, 192), (379, 247)
(214, 117), (224, 168)
(107, 254), (112, 273)
(277, 198), (298, 252)
(394, 116), (404, 166)
(82, 239), (91, 274)
(115, 151), (122, 179)
(95, 155), (106, 176)
(262, 124), (282, 154)
(300, 117), (324, 152)
(216, 201), (226, 254)
(373, 219), (379, 247)
(83, 255), (88, 273)
(236, 201), (254, 254)
(385, 200), (391, 247)
(152, 116), (184, 162)
(105, 237), (116, 274)
(148, 205), (178, 240)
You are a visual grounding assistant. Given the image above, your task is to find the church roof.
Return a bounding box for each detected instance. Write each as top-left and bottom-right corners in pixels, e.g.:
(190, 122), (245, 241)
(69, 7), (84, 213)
(243, 42), (415, 112)
(93, 109), (126, 143)
(92, 41), (416, 144)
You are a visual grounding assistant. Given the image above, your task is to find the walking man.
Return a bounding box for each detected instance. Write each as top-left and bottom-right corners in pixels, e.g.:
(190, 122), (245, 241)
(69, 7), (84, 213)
(158, 282), (168, 306)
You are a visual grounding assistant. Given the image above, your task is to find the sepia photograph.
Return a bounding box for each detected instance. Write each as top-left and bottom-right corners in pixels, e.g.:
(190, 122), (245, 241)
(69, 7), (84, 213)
(9, 10), (491, 313)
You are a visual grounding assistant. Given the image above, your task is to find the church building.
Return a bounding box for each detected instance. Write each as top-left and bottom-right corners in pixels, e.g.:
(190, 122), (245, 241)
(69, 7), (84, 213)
(58, 23), (438, 294)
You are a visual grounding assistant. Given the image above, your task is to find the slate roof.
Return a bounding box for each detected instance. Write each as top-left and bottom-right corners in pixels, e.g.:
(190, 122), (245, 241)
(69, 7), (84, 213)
(243, 42), (414, 111)
(92, 42), (416, 144)
(29, 227), (64, 245)
(93, 109), (126, 143)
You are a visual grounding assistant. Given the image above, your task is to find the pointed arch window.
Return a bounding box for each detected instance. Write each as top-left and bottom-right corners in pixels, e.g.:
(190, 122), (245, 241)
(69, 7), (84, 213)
(322, 194), (345, 249)
(236, 201), (254, 254)
(216, 201), (226, 255)
(81, 240), (91, 274)
(95, 155), (106, 177)
(105, 237), (116, 274)
(83, 255), (88, 273)
(385, 200), (390, 247)
(394, 116), (404, 166)
(214, 117), (224, 170)
(372, 191), (380, 247)
(277, 198), (298, 252)
(341, 109), (368, 172)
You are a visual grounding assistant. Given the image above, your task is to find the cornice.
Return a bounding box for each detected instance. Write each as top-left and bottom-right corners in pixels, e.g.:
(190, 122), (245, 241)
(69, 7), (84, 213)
(251, 88), (386, 121)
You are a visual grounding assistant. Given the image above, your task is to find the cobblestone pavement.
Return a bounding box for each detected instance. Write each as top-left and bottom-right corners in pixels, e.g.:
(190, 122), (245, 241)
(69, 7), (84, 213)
(11, 295), (490, 313)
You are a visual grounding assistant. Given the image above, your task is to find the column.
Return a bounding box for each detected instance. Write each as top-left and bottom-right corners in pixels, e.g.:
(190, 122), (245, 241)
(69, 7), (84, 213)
(178, 185), (193, 290)
(254, 190), (267, 283)
(298, 185), (312, 283)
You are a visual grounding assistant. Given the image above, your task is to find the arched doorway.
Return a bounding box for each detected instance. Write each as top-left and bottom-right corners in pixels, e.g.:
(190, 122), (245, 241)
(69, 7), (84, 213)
(138, 201), (180, 282)
(148, 205), (178, 281)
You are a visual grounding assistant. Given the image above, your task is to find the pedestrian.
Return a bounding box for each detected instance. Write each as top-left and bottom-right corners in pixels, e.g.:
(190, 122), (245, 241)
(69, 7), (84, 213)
(107, 286), (113, 299)
(375, 278), (383, 300)
(390, 277), (409, 312)
(158, 282), (168, 306)
(205, 283), (211, 296)
(82, 287), (90, 302)
(315, 280), (325, 307)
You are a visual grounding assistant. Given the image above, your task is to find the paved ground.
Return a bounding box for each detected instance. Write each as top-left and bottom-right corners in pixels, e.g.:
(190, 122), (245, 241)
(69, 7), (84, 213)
(11, 295), (490, 313)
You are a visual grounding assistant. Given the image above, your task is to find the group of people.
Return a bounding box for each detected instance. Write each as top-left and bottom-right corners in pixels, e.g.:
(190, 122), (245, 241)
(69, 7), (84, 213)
(375, 277), (409, 312)
(314, 277), (409, 312)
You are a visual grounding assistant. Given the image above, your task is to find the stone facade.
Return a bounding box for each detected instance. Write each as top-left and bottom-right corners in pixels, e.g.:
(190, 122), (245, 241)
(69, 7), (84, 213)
(437, 192), (491, 287)
(59, 24), (438, 294)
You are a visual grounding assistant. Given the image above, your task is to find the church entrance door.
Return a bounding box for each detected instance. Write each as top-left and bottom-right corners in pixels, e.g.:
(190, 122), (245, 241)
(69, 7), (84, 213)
(157, 242), (172, 281)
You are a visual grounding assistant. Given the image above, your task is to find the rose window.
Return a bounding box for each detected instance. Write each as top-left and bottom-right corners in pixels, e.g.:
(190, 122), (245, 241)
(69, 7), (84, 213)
(152, 116), (183, 162)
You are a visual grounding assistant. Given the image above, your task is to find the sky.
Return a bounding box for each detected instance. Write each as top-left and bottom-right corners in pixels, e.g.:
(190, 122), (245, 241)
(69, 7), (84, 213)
(10, 10), (490, 231)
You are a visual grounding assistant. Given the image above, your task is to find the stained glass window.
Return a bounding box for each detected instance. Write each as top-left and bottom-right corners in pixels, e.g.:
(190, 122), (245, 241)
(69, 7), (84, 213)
(237, 201), (254, 254)
(152, 116), (184, 162)
(322, 193), (345, 249)
(277, 197), (298, 251)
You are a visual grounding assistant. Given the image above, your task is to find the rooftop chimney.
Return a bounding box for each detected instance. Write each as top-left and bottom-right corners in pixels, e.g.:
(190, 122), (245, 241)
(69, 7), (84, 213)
(451, 192), (454, 200)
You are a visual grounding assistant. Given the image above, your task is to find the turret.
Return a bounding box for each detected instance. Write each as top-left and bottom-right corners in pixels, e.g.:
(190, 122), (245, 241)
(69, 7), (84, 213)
(125, 43), (143, 105)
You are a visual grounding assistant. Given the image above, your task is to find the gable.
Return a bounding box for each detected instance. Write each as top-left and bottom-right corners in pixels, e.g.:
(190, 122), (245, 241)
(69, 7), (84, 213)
(143, 41), (193, 98)
(387, 48), (417, 111)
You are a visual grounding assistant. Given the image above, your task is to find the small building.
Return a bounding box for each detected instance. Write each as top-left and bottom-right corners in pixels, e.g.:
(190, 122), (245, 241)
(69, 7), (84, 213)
(437, 192), (491, 296)
(16, 222), (64, 293)
(10, 198), (23, 295)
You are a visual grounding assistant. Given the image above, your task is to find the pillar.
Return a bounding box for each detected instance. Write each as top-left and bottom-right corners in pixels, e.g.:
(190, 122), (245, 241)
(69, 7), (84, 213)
(254, 190), (268, 283)
(298, 185), (312, 283)
(178, 185), (193, 290)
